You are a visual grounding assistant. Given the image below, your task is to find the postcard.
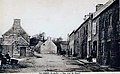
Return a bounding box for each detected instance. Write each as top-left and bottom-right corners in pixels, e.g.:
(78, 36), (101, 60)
(0, 0), (120, 73)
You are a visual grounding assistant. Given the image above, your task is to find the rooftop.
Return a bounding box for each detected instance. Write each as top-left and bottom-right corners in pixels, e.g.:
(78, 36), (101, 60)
(93, 0), (115, 19)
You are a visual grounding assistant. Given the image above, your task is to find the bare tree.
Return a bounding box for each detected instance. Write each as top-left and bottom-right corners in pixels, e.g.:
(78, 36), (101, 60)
(57, 37), (63, 42)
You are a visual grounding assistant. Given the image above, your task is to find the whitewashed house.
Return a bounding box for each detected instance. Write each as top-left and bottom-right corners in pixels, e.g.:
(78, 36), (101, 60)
(41, 37), (57, 54)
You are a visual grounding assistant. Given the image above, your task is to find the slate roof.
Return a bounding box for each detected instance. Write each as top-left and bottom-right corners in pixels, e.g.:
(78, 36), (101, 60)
(17, 36), (29, 46)
(2, 40), (15, 45)
(93, 0), (115, 19)
(3, 19), (30, 43)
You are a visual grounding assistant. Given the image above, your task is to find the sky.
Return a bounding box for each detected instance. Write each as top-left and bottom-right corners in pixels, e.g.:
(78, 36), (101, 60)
(0, 0), (108, 40)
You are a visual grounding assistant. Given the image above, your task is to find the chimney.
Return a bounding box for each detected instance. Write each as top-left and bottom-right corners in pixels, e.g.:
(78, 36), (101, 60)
(13, 19), (21, 26)
(83, 13), (93, 20)
(96, 4), (104, 11)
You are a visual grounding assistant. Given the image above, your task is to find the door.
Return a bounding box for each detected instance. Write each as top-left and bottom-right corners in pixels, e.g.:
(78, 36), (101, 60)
(81, 44), (84, 59)
(106, 41), (111, 65)
(93, 41), (97, 58)
(20, 47), (26, 57)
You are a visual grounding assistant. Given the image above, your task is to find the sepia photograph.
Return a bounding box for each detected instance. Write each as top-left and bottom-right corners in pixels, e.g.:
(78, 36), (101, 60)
(0, 0), (120, 73)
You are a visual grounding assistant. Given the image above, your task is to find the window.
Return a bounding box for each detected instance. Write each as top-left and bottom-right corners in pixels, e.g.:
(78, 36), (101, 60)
(109, 14), (112, 27)
(108, 14), (113, 38)
(92, 22), (97, 35)
(103, 19), (106, 29)
(101, 43), (104, 55)
(100, 43), (104, 55)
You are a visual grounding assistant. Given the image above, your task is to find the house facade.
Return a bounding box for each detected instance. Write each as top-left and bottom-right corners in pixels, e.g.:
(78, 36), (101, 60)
(74, 14), (92, 59)
(60, 41), (69, 54)
(68, 0), (120, 68)
(1, 19), (30, 57)
(40, 37), (57, 54)
(92, 0), (120, 67)
(86, 14), (93, 59)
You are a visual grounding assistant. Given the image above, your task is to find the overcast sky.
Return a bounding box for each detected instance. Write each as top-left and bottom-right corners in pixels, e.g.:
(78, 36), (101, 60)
(0, 0), (108, 40)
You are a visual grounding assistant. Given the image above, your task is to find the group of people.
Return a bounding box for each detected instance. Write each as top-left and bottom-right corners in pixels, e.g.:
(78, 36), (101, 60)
(0, 52), (19, 69)
(0, 52), (11, 68)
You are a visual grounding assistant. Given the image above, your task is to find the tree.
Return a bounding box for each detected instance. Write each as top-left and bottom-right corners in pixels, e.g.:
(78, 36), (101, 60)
(30, 32), (46, 46)
(30, 37), (39, 46)
(57, 37), (63, 42)
(37, 32), (45, 42)
(32, 32), (46, 42)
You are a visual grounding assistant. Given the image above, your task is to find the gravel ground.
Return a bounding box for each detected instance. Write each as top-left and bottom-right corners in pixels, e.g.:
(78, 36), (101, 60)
(3, 54), (90, 73)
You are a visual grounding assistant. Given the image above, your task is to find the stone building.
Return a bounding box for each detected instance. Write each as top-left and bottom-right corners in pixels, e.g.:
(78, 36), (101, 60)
(74, 15), (91, 59)
(86, 14), (93, 59)
(74, 28), (80, 57)
(53, 40), (61, 54)
(68, 30), (75, 56)
(92, 0), (120, 67)
(1, 19), (30, 57)
(60, 41), (69, 54)
(68, 14), (92, 59)
(68, 0), (120, 68)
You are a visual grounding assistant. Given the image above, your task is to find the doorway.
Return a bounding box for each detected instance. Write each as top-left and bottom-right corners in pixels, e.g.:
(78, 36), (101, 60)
(106, 41), (111, 65)
(81, 43), (84, 59)
(93, 41), (97, 58)
(92, 41), (97, 62)
(20, 47), (26, 57)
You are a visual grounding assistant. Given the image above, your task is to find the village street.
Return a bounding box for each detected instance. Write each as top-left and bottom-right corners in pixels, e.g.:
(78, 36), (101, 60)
(3, 53), (91, 72)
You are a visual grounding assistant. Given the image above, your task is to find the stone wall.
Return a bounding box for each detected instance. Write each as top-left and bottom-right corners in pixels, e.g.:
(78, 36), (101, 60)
(98, 0), (119, 67)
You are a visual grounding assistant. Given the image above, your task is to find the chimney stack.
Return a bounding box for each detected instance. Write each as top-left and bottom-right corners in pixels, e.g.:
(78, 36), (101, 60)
(13, 19), (21, 26)
(96, 4), (104, 11)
